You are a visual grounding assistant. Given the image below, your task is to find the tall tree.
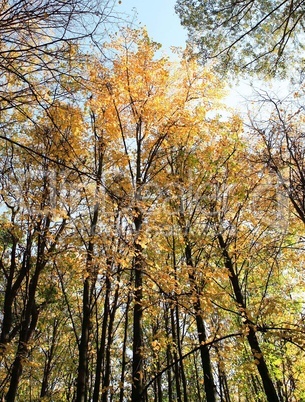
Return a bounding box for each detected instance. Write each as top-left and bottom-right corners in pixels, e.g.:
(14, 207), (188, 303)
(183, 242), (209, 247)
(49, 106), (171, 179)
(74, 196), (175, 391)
(88, 28), (232, 401)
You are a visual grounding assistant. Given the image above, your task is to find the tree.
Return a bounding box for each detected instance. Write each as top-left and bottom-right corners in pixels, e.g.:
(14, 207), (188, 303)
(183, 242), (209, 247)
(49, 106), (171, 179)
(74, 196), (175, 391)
(251, 90), (305, 226)
(0, 0), (116, 115)
(175, 0), (305, 77)
(0, 101), (85, 401)
(161, 107), (305, 401)
(88, 27), (235, 401)
(3, 19), (305, 401)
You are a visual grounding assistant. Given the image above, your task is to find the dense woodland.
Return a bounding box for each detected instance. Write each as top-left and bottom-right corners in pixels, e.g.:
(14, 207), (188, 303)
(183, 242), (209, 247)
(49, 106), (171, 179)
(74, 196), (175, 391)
(1, 1), (305, 401)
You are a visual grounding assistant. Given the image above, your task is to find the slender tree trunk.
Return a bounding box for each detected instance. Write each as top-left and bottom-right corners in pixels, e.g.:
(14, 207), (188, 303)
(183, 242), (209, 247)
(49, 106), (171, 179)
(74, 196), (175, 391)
(218, 233), (280, 402)
(131, 235), (145, 402)
(184, 242), (216, 402)
(215, 346), (231, 402)
(194, 309), (215, 402)
(194, 353), (203, 402)
(40, 319), (59, 399)
(177, 197), (216, 402)
(75, 276), (91, 402)
(5, 213), (52, 402)
(170, 237), (188, 402)
(164, 303), (173, 402)
(156, 359), (163, 402)
(152, 319), (163, 402)
(6, 274), (40, 402)
(175, 303), (188, 402)
(0, 232), (32, 358)
(102, 275), (120, 402)
(119, 288), (132, 402)
(251, 374), (264, 398)
(75, 199), (100, 402)
(76, 112), (104, 402)
(93, 272), (111, 402)
(170, 306), (182, 402)
(0, 240), (17, 357)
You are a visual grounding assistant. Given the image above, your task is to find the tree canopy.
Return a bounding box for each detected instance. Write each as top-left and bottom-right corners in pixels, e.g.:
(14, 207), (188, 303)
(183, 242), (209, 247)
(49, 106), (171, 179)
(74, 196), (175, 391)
(175, 0), (305, 77)
(1, 2), (305, 402)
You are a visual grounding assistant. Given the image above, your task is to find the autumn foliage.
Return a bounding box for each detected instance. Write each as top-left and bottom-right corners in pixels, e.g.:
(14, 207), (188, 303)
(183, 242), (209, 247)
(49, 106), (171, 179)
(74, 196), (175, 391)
(0, 13), (305, 402)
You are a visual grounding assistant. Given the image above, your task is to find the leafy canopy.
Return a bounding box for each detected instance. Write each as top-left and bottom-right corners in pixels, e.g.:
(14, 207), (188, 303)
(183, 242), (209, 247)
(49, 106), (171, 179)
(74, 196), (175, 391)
(175, 0), (305, 77)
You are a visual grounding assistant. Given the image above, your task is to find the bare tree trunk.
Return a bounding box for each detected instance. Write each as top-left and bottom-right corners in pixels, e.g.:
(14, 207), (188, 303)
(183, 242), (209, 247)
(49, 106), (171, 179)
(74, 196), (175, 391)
(75, 206), (100, 402)
(0, 228), (33, 359)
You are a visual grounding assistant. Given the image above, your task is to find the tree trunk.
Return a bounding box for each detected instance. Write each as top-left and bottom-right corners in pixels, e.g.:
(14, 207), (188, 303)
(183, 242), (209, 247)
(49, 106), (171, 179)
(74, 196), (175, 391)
(170, 306), (182, 402)
(102, 274), (120, 402)
(131, 238), (145, 402)
(92, 272), (111, 402)
(76, 113), (104, 402)
(185, 242), (216, 402)
(0, 232), (32, 358)
(217, 233), (280, 402)
(164, 303), (173, 402)
(6, 286), (39, 401)
(194, 305), (216, 402)
(193, 353), (202, 402)
(75, 277), (91, 402)
(40, 319), (59, 399)
(5, 217), (50, 402)
(75, 195), (100, 402)
(175, 303), (188, 402)
(215, 346), (231, 402)
(119, 288), (132, 402)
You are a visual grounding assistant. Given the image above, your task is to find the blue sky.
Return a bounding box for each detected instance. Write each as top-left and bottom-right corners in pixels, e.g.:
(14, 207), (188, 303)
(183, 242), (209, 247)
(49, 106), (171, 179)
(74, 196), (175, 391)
(115, 0), (187, 53)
